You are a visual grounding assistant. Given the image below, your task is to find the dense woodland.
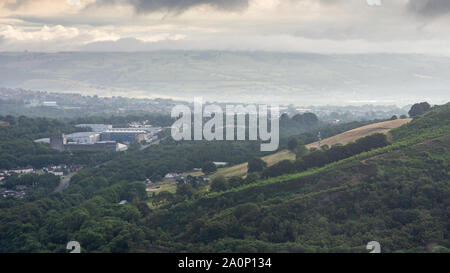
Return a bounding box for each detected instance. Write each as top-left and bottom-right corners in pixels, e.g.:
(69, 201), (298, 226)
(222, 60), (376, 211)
(0, 116), (117, 169)
(0, 103), (448, 253)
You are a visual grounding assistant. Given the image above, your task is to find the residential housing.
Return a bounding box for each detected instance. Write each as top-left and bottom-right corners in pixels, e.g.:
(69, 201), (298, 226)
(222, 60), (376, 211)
(164, 173), (183, 182)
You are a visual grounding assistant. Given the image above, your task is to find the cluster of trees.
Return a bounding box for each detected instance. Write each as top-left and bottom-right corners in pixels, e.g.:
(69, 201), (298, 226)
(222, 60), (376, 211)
(248, 157), (267, 173)
(408, 102), (431, 117)
(392, 102), (450, 142)
(262, 133), (390, 178)
(0, 178), (150, 252)
(148, 173), (263, 207)
(279, 112), (320, 138)
(291, 113), (319, 126)
(390, 114), (408, 120)
(1, 174), (60, 202)
(202, 162), (217, 174)
(0, 115), (77, 140)
(89, 140), (266, 184)
(151, 176), (212, 206)
(210, 174), (260, 193)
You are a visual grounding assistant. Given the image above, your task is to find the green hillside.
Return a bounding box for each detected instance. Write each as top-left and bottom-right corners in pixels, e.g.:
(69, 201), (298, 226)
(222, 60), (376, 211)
(146, 103), (450, 253)
(0, 104), (448, 253)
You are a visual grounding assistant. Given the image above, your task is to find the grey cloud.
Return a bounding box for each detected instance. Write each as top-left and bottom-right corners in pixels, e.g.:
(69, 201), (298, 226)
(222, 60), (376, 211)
(92, 0), (340, 14)
(11, 15), (124, 27)
(1, 0), (249, 14)
(93, 0), (250, 14)
(1, 0), (31, 10)
(407, 0), (450, 17)
(2, 0), (341, 16)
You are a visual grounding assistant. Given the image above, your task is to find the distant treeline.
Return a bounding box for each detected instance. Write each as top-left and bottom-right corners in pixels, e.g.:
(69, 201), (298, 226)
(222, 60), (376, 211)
(71, 113), (175, 127)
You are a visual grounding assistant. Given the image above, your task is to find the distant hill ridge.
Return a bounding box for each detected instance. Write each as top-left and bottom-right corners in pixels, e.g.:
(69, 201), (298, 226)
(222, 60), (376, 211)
(1, 52), (449, 105)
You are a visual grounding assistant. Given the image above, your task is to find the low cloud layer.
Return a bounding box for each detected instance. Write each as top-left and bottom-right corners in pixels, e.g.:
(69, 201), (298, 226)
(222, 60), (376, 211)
(93, 0), (250, 13)
(407, 0), (450, 17)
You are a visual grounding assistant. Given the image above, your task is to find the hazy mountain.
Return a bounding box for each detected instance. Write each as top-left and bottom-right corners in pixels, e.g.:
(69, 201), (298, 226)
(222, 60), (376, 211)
(0, 51), (449, 106)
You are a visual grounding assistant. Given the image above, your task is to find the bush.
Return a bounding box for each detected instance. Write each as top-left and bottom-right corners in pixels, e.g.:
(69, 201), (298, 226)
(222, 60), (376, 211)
(409, 102), (431, 117)
(210, 176), (229, 192)
(202, 161), (217, 174)
(287, 138), (299, 151)
(248, 157), (267, 173)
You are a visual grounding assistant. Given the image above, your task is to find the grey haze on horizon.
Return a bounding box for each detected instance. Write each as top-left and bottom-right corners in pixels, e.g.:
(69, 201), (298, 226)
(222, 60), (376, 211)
(0, 51), (448, 107)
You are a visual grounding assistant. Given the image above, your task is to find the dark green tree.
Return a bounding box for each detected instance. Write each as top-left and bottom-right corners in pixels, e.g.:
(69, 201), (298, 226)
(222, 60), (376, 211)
(287, 138), (299, 151)
(202, 161), (217, 174)
(409, 102), (431, 117)
(210, 176), (229, 192)
(176, 183), (196, 199)
(248, 157), (267, 173)
(295, 141), (309, 159)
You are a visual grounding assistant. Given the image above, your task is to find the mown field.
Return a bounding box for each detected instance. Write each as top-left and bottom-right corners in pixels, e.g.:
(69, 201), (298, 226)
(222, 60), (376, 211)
(212, 118), (412, 178)
(306, 118), (412, 148)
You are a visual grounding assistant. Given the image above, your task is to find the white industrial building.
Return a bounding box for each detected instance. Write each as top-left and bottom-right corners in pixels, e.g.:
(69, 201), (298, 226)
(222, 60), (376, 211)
(65, 132), (100, 144)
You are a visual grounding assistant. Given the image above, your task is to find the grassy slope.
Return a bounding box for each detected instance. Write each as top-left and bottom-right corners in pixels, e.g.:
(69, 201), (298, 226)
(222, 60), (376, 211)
(150, 103), (450, 252)
(212, 119), (412, 179)
(211, 150), (295, 179)
(306, 118), (412, 148)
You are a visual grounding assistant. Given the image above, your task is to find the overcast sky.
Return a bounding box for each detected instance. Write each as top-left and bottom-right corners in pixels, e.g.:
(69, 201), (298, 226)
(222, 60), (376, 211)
(1, 0), (450, 54)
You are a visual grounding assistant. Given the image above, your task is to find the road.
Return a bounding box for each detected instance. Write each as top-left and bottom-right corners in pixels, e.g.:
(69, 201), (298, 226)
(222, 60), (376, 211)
(54, 174), (74, 193)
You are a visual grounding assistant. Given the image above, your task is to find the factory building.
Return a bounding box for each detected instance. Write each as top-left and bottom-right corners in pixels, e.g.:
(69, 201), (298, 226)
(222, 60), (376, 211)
(65, 132), (100, 144)
(64, 141), (118, 151)
(100, 129), (147, 144)
(50, 134), (119, 151)
(136, 126), (161, 135)
(46, 123), (161, 152)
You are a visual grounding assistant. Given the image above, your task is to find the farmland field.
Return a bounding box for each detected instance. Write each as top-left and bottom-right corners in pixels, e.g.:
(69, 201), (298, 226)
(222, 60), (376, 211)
(212, 118), (412, 178)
